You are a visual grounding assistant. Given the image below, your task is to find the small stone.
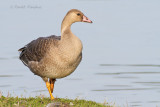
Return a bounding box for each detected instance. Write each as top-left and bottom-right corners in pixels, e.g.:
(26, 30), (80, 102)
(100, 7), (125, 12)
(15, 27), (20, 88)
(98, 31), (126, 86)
(46, 102), (62, 107)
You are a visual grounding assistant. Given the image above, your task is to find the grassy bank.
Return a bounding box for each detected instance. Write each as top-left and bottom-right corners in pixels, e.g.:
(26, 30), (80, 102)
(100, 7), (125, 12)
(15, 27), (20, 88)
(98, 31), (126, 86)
(0, 96), (112, 107)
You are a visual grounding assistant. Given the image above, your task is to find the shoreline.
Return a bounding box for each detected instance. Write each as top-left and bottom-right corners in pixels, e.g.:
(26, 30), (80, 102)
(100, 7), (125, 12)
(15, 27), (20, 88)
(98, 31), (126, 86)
(0, 96), (112, 107)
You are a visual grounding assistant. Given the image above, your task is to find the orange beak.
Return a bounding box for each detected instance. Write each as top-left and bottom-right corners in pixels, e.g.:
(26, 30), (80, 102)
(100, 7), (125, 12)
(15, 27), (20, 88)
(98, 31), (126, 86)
(82, 16), (93, 23)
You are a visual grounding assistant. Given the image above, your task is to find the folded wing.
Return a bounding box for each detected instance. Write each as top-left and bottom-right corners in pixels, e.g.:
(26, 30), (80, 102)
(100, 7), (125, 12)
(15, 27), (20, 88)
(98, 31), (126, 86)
(18, 35), (61, 66)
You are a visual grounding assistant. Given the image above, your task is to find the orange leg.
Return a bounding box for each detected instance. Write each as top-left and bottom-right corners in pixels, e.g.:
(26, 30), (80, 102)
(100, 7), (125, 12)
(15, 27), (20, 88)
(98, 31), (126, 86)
(46, 81), (54, 100)
(50, 79), (56, 93)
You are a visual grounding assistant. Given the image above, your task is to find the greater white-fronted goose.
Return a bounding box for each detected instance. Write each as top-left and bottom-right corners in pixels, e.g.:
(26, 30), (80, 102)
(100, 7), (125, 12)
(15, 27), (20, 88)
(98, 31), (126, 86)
(18, 9), (92, 100)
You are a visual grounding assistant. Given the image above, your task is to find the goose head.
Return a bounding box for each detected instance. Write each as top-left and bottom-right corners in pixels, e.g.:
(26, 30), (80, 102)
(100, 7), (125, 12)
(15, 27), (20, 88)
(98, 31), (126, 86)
(66, 9), (92, 23)
(61, 9), (92, 33)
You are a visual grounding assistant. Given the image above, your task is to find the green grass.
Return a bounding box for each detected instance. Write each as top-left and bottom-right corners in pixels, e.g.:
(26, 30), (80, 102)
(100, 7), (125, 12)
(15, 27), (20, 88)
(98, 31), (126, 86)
(0, 96), (112, 107)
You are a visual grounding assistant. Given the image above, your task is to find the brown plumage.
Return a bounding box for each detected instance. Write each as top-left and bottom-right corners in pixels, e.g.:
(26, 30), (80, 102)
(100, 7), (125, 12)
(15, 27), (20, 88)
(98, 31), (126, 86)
(18, 9), (92, 100)
(19, 35), (60, 66)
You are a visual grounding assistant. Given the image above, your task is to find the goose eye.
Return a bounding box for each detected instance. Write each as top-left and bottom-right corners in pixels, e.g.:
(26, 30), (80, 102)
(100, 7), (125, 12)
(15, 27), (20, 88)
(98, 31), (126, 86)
(77, 13), (80, 16)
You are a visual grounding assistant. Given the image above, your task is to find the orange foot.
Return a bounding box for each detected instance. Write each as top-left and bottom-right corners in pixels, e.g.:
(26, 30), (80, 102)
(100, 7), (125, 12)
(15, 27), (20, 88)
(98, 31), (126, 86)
(46, 81), (54, 100)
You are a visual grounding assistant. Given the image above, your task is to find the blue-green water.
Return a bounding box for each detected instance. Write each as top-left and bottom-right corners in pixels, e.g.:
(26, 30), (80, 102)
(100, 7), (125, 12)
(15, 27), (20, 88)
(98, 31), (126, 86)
(0, 0), (160, 106)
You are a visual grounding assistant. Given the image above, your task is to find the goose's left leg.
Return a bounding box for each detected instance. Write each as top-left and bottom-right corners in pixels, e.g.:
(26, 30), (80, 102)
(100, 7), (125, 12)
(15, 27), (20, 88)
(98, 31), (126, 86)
(50, 79), (56, 93)
(43, 77), (54, 100)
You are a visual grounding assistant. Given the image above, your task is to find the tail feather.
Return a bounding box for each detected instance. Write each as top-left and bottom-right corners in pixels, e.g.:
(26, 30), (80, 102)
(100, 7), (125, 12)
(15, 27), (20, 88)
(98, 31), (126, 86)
(18, 46), (28, 66)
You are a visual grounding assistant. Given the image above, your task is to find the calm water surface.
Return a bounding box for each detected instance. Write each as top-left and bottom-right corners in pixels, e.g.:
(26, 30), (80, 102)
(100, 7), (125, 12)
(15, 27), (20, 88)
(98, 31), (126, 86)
(0, 0), (160, 107)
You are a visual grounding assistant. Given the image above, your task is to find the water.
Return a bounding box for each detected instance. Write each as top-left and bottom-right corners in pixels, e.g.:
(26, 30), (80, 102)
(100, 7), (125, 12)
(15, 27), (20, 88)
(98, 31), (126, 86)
(0, 0), (160, 106)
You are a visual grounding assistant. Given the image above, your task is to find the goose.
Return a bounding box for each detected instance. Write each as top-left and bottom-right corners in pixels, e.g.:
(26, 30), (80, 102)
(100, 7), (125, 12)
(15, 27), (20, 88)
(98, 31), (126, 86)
(18, 9), (92, 100)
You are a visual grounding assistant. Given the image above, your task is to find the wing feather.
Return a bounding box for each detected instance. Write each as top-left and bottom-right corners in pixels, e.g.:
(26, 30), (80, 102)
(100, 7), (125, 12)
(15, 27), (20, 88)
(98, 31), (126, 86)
(18, 35), (61, 66)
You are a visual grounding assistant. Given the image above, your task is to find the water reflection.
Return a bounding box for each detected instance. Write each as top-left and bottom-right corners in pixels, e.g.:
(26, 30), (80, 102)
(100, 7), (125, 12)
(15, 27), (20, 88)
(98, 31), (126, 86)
(134, 82), (160, 87)
(0, 57), (8, 60)
(92, 88), (157, 92)
(0, 85), (11, 87)
(0, 56), (18, 60)
(148, 101), (160, 103)
(104, 85), (131, 87)
(0, 75), (22, 77)
(114, 76), (138, 79)
(100, 64), (160, 67)
(96, 72), (160, 75)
